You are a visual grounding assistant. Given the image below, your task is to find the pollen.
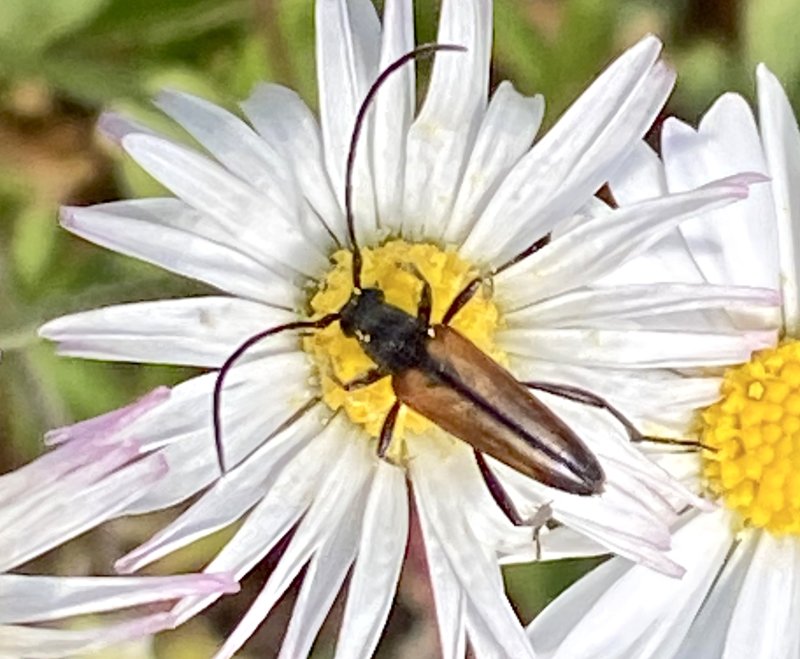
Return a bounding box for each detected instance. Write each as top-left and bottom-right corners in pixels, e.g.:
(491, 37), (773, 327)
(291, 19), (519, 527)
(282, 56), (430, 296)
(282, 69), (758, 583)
(303, 240), (503, 456)
(701, 341), (800, 536)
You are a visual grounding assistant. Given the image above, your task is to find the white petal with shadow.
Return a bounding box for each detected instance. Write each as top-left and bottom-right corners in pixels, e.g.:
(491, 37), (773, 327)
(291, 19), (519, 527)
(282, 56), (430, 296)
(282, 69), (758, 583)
(59, 199), (298, 307)
(758, 64), (800, 335)
(39, 297), (295, 368)
(402, 0), (490, 240)
(335, 461), (408, 659)
(444, 82), (544, 245)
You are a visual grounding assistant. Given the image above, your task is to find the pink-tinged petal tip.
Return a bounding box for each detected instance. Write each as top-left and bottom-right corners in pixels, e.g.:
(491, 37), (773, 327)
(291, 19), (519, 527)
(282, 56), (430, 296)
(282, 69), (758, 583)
(58, 206), (80, 229)
(43, 387), (170, 447)
(97, 112), (154, 145)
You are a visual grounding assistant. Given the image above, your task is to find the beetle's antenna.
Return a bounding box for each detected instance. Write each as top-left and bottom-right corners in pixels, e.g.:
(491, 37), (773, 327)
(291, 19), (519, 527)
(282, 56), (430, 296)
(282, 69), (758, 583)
(213, 313), (339, 474)
(345, 42), (467, 290)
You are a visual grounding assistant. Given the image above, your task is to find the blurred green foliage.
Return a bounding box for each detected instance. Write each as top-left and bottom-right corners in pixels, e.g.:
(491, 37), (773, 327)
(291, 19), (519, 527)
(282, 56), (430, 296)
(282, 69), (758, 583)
(0, 0), (797, 657)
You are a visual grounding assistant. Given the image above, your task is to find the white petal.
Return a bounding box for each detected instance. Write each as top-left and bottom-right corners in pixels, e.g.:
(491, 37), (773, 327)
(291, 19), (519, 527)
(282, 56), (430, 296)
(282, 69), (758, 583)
(402, 0), (491, 240)
(723, 532), (800, 659)
(168, 417), (354, 625)
(0, 573), (237, 624)
(58, 200), (298, 307)
(411, 439), (536, 659)
(500, 326), (774, 369)
(115, 406), (323, 573)
(758, 64), (800, 335)
(371, 0), (414, 232)
(608, 140), (668, 205)
(118, 357), (315, 513)
(661, 95), (779, 291)
(506, 283), (779, 329)
(0, 613), (170, 659)
(155, 91), (309, 233)
(278, 455), (370, 659)
(122, 133), (327, 278)
(0, 451), (166, 572)
(39, 297), (294, 367)
(414, 492), (466, 659)
(315, 0), (380, 235)
(462, 36), (673, 264)
(214, 433), (374, 659)
(241, 84), (345, 241)
(495, 174), (758, 309)
(335, 461), (408, 659)
(528, 510), (735, 659)
(444, 82), (545, 244)
(674, 530), (760, 659)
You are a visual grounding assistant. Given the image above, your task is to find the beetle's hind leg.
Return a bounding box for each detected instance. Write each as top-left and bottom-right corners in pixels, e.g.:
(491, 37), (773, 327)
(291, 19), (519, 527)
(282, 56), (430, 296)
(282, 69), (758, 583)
(522, 381), (713, 451)
(397, 262), (433, 326)
(473, 449), (552, 559)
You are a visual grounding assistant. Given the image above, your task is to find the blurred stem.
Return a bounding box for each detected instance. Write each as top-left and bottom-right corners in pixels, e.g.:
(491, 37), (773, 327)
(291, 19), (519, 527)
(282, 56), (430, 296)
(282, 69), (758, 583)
(254, 0), (298, 88)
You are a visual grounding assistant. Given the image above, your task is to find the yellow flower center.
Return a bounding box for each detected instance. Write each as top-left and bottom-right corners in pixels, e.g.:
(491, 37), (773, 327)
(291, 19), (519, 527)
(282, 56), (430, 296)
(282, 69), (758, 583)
(701, 341), (800, 535)
(303, 240), (504, 458)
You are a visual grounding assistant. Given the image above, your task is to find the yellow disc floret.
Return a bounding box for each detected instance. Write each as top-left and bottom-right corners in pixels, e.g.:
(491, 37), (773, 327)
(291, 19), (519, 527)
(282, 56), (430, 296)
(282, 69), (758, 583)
(303, 240), (503, 447)
(701, 341), (800, 535)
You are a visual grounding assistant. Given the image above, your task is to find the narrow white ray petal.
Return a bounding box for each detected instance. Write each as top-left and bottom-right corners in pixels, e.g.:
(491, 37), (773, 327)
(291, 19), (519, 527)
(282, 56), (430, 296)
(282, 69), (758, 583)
(604, 141), (706, 286)
(509, 358), (722, 421)
(414, 494), (467, 659)
(528, 510), (734, 659)
(462, 36), (672, 264)
(723, 532), (800, 659)
(0, 452), (166, 572)
(609, 141), (667, 205)
(0, 573), (237, 624)
(500, 326), (773, 369)
(169, 418), (353, 626)
(58, 200), (298, 307)
(758, 64), (800, 335)
(411, 440), (536, 659)
(156, 91), (301, 218)
(0, 613), (171, 659)
(507, 283), (779, 329)
(214, 433), (373, 659)
(675, 530), (759, 659)
(372, 0), (414, 232)
(115, 406), (323, 573)
(661, 96), (779, 292)
(241, 84), (345, 241)
(278, 447), (373, 658)
(444, 82), (545, 244)
(495, 174), (757, 309)
(119, 357), (315, 514)
(335, 461), (408, 659)
(402, 0), (491, 239)
(315, 0), (380, 235)
(121, 133), (327, 277)
(39, 297), (294, 367)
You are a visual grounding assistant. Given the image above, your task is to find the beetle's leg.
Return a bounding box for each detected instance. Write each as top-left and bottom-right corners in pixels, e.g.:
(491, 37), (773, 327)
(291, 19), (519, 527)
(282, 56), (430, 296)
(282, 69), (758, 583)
(377, 400), (402, 458)
(336, 367), (388, 391)
(398, 262), (433, 325)
(474, 449), (551, 558)
(522, 381), (713, 451)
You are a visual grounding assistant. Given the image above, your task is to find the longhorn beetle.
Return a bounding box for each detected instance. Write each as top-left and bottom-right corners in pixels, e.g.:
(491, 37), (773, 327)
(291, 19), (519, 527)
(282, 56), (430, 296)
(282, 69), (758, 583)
(212, 43), (671, 531)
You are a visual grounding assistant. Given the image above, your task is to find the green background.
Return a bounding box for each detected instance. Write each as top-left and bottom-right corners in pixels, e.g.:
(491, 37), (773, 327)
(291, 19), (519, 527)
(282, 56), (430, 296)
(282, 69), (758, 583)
(0, 0), (796, 656)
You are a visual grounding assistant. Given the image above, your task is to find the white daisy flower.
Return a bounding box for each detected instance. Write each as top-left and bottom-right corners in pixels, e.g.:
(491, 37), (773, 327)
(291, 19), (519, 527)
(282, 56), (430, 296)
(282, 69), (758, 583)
(35, 0), (780, 656)
(0, 388), (238, 658)
(528, 65), (800, 659)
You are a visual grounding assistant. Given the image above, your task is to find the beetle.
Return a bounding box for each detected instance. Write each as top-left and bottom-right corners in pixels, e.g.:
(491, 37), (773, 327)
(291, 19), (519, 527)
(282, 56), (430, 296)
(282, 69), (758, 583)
(212, 43), (662, 531)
